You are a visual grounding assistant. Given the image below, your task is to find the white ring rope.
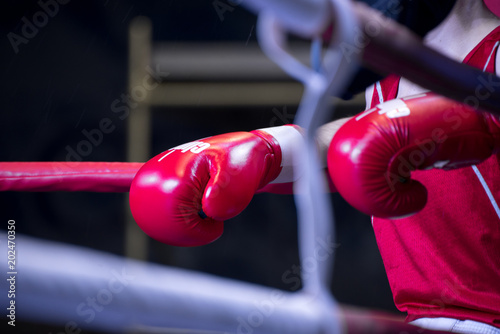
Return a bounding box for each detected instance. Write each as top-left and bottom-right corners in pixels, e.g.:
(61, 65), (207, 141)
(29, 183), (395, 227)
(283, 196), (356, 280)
(5, 232), (332, 333)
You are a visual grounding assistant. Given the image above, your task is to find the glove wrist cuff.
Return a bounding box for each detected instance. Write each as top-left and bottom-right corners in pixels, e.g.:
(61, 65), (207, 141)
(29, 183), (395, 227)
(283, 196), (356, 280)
(252, 125), (304, 184)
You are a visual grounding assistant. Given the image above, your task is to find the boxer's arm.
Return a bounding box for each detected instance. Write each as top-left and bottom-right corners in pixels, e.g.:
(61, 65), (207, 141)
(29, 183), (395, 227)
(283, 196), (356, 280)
(316, 117), (353, 167)
(258, 119), (353, 194)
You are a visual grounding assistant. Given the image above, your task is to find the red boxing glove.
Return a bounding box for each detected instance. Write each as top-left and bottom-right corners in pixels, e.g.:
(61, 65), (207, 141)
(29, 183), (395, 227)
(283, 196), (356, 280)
(129, 126), (303, 247)
(327, 92), (500, 219)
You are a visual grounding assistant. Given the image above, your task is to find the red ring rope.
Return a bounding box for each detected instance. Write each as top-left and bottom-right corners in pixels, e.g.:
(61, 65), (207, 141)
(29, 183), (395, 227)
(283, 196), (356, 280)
(0, 162), (143, 192)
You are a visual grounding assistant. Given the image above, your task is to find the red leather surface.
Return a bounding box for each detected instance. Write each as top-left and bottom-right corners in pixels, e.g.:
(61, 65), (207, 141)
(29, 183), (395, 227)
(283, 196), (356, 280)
(327, 92), (500, 218)
(129, 131), (282, 247)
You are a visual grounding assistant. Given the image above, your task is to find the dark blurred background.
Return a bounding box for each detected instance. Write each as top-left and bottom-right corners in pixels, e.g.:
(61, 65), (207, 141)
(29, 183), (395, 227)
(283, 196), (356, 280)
(0, 0), (406, 333)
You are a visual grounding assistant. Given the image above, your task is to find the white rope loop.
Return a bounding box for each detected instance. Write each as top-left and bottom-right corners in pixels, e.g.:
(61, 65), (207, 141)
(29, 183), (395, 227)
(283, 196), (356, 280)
(256, 0), (359, 332)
